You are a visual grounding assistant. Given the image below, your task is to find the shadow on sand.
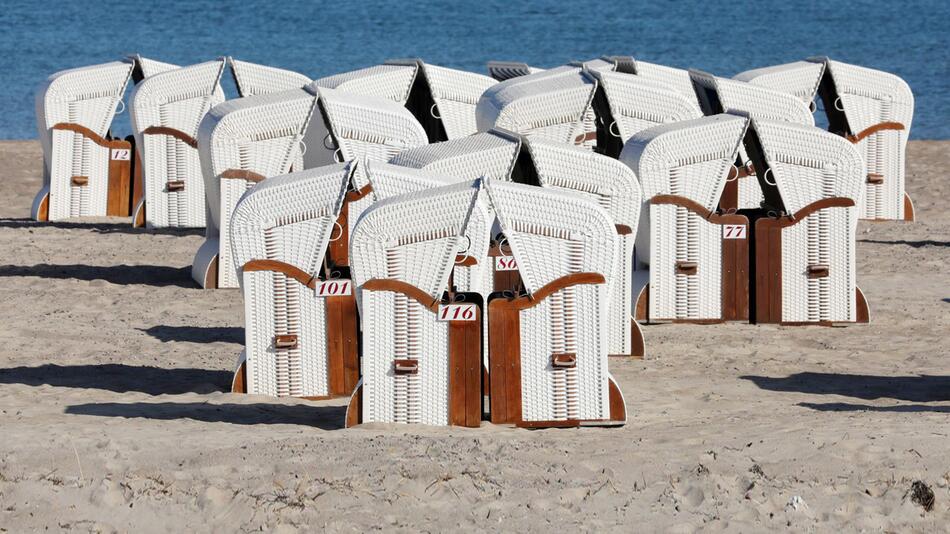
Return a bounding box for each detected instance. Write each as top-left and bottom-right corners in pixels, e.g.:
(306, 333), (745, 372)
(0, 217), (202, 236)
(0, 364), (231, 395)
(858, 238), (950, 248)
(65, 401), (347, 430)
(0, 263), (194, 288)
(142, 325), (243, 344)
(798, 402), (950, 413)
(742, 372), (950, 403)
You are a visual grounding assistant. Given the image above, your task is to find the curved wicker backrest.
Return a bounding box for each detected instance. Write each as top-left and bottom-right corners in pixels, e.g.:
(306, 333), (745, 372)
(351, 180), (481, 301)
(485, 179), (616, 294)
(312, 64), (417, 103)
(822, 59), (913, 134)
(620, 114), (748, 262)
(389, 129), (520, 181)
(197, 88), (320, 287)
(418, 63), (497, 139)
(689, 70), (814, 126)
(627, 59), (700, 108)
(230, 164), (350, 282)
(752, 118), (865, 215)
(591, 69), (703, 143)
(734, 61), (825, 105)
(130, 60), (227, 136)
(229, 58), (311, 97)
(476, 67), (597, 145)
(316, 87), (428, 163)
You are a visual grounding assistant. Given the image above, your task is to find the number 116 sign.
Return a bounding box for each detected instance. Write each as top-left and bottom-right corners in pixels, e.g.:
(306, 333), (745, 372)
(437, 303), (477, 321)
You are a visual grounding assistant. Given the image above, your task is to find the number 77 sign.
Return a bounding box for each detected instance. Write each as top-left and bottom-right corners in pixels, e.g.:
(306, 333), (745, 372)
(722, 224), (747, 239)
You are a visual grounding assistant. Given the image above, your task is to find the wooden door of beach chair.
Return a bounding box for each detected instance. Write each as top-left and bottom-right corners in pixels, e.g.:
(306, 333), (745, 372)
(484, 180), (626, 427)
(229, 164), (356, 398)
(689, 70), (815, 213)
(587, 69), (703, 158)
(527, 138), (645, 358)
(32, 60), (135, 222)
(346, 181), (484, 427)
(621, 114), (751, 324)
(745, 118), (870, 325)
(308, 87), (429, 270)
(192, 88), (320, 289)
(817, 58), (915, 221)
(476, 67), (599, 148)
(130, 59), (226, 228)
(228, 58), (311, 97)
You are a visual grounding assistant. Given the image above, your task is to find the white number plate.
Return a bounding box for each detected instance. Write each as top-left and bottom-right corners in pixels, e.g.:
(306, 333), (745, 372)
(722, 224), (747, 239)
(437, 303), (477, 322)
(495, 256), (518, 271)
(111, 148), (131, 161)
(314, 279), (352, 297)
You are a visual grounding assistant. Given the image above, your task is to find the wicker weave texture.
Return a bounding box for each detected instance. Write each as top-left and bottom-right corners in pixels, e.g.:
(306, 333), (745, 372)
(229, 59), (311, 97)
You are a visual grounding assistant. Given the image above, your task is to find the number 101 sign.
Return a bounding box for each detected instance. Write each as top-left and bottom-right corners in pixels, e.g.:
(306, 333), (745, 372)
(437, 303), (477, 322)
(314, 279), (352, 297)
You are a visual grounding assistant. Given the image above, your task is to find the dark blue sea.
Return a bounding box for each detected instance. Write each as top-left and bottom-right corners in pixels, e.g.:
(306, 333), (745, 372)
(2, 0), (947, 139)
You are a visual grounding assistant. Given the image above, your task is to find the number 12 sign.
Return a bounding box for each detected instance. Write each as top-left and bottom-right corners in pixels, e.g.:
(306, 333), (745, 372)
(722, 224), (747, 239)
(314, 279), (352, 297)
(437, 303), (477, 322)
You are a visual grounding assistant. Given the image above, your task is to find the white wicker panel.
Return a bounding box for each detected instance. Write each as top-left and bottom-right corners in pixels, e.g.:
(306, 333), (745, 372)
(229, 59), (311, 96)
(47, 131), (110, 220)
(519, 284), (609, 422)
(312, 64), (416, 103)
(780, 207), (855, 323)
(476, 67), (596, 144)
(733, 61), (825, 104)
(597, 70), (703, 142)
(711, 75), (814, 126)
(423, 65), (497, 139)
(648, 205), (722, 320)
(632, 60), (700, 107)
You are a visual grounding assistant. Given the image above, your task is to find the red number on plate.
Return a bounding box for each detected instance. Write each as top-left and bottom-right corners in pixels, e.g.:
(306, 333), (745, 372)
(111, 148), (131, 161)
(722, 224), (747, 239)
(315, 279), (352, 297)
(495, 256), (518, 271)
(438, 303), (477, 321)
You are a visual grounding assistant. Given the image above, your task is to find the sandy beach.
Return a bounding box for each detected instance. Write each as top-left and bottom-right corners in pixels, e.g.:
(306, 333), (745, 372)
(0, 139), (947, 531)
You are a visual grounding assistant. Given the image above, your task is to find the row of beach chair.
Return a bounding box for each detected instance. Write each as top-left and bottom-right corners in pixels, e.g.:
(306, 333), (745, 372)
(31, 53), (912, 428)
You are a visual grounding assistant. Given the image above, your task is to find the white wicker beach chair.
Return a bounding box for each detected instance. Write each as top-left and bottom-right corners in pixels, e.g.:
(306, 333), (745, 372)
(314, 60), (495, 141)
(229, 58), (311, 97)
(192, 88), (319, 289)
(129, 59), (226, 228)
(747, 117), (870, 324)
(483, 179), (625, 427)
(689, 69), (814, 212)
(527, 139), (644, 358)
(621, 114), (751, 324)
(817, 58), (914, 221)
(346, 180), (484, 427)
(229, 164), (355, 398)
(476, 67), (598, 147)
(31, 60), (135, 221)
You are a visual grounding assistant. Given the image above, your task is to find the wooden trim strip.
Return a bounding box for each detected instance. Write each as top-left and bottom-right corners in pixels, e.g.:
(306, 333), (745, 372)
(51, 123), (110, 147)
(788, 197), (855, 223)
(220, 168), (267, 183)
(651, 194), (748, 225)
(495, 272), (605, 311)
(846, 121), (904, 144)
(142, 126), (198, 148)
(362, 278), (439, 312)
(573, 131), (597, 145)
(454, 255), (478, 266)
(615, 224), (633, 235)
(242, 259), (317, 288)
